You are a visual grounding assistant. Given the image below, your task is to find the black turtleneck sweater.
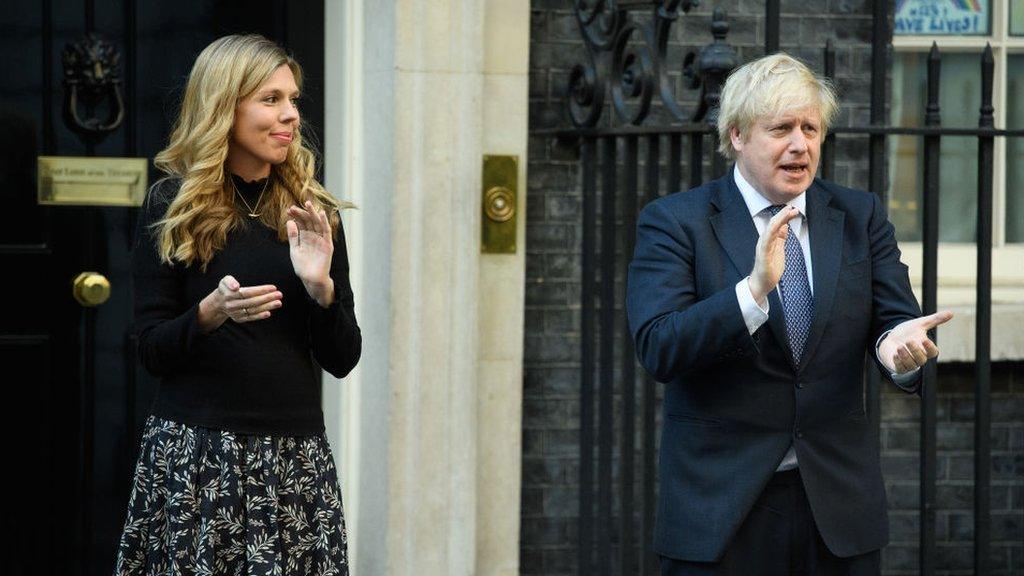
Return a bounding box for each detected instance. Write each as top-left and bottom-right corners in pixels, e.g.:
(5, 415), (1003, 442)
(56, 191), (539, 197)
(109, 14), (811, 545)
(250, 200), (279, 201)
(131, 175), (361, 435)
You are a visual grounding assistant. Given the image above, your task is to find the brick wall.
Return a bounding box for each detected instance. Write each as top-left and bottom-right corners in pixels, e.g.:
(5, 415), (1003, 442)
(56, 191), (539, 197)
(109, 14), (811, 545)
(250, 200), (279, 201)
(523, 1), (1022, 575)
(880, 363), (1023, 574)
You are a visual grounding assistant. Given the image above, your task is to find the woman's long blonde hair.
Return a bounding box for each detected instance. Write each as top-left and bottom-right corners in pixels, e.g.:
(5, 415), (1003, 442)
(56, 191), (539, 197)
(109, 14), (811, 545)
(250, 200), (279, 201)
(151, 34), (351, 270)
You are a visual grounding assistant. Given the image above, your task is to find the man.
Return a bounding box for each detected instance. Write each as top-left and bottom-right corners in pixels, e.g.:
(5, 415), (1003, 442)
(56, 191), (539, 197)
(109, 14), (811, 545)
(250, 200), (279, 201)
(626, 53), (952, 575)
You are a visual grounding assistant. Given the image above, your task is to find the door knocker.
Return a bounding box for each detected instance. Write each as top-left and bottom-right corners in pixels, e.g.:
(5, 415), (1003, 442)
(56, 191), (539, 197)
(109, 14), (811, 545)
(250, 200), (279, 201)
(62, 33), (125, 141)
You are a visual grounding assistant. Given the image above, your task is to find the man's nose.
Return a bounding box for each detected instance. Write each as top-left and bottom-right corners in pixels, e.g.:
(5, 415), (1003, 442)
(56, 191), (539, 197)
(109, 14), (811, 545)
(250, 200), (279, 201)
(788, 128), (808, 153)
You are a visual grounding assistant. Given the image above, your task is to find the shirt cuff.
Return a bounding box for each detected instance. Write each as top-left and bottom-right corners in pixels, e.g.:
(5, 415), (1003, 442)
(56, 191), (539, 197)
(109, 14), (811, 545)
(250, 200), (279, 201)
(735, 277), (769, 336)
(875, 329), (920, 383)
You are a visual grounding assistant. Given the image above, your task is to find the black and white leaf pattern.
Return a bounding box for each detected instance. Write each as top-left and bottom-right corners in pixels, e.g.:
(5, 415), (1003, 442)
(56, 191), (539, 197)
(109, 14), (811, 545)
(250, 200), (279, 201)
(114, 416), (348, 576)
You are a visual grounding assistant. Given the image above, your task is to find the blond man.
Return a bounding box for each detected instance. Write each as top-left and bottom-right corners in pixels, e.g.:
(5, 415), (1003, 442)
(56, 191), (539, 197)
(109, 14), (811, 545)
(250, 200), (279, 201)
(627, 53), (951, 575)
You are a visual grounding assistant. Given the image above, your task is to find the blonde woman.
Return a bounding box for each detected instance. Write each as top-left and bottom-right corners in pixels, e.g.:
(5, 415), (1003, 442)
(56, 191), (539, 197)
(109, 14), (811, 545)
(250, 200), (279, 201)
(114, 34), (359, 576)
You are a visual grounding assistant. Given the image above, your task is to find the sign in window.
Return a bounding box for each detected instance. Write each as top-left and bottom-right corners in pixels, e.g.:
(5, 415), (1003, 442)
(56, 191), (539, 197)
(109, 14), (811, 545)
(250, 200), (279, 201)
(896, 0), (990, 36)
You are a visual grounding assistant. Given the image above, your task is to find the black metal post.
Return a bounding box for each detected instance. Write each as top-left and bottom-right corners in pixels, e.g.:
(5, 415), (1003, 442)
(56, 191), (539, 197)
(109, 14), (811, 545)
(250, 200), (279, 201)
(869, 0), (890, 194)
(822, 39), (836, 180)
(974, 44), (995, 576)
(711, 133), (725, 178)
(579, 137), (597, 575)
(668, 134), (681, 196)
(641, 134), (661, 576)
(619, 135), (639, 575)
(919, 41), (941, 576)
(690, 133), (703, 188)
(766, 0), (779, 54)
(866, 0), (889, 516)
(598, 136), (617, 576)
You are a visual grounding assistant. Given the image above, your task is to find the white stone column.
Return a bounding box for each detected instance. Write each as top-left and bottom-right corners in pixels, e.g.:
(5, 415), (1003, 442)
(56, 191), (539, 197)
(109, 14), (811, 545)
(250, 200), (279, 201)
(476, 1), (529, 575)
(387, 1), (484, 573)
(324, 1), (528, 574)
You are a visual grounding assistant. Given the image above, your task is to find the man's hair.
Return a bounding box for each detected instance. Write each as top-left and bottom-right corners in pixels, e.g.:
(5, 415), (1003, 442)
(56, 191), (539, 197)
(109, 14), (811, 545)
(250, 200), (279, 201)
(717, 53), (839, 160)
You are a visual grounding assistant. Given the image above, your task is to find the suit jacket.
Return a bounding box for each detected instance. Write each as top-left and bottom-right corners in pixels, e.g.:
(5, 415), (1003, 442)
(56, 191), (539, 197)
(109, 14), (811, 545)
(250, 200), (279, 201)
(626, 171), (922, 562)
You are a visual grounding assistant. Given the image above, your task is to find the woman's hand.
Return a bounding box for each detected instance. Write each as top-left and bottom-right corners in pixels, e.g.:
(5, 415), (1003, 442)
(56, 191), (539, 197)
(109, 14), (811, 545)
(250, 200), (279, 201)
(287, 200), (335, 307)
(197, 275), (283, 332)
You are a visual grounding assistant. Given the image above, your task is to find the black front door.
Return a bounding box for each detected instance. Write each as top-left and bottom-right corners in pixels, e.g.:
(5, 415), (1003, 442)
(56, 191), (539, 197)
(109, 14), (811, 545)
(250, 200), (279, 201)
(0, 3), (324, 574)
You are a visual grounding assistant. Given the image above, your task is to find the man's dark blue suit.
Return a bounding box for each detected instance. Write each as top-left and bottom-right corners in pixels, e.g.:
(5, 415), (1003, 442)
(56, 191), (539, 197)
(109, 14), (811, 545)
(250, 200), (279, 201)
(626, 170), (922, 563)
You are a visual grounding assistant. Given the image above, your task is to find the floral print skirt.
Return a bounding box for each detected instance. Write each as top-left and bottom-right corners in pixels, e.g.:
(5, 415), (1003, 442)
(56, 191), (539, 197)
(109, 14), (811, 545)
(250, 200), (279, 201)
(114, 416), (348, 576)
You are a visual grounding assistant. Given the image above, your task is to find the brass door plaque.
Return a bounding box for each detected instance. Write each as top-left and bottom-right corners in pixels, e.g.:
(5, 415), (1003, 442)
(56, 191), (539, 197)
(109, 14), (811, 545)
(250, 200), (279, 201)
(482, 155), (518, 253)
(38, 156), (148, 206)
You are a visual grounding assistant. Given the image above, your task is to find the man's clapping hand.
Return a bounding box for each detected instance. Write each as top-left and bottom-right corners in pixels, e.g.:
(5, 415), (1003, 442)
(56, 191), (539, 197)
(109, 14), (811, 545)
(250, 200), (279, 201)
(747, 206), (801, 308)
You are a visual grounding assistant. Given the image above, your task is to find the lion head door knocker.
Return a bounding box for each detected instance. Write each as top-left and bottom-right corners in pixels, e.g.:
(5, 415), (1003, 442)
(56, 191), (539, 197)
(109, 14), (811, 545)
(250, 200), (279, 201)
(62, 33), (125, 142)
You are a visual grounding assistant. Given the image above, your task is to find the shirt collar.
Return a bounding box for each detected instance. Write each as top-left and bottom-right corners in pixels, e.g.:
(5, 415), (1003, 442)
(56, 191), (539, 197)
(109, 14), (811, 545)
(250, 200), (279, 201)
(733, 165), (807, 224)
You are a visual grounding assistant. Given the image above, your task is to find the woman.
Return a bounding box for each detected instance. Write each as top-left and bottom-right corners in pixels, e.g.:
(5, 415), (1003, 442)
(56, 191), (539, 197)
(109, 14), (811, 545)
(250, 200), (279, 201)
(114, 34), (360, 576)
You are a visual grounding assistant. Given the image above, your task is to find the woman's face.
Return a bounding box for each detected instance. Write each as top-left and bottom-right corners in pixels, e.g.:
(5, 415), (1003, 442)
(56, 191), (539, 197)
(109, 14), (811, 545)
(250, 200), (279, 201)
(227, 64), (299, 178)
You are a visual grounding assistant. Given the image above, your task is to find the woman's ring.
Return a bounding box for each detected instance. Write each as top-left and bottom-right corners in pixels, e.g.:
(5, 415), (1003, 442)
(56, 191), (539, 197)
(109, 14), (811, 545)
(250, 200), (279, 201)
(243, 307), (249, 316)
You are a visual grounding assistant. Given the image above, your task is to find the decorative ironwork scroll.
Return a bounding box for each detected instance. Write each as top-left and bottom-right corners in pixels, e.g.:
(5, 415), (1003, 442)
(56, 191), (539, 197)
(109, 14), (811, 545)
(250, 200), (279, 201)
(567, 0), (738, 127)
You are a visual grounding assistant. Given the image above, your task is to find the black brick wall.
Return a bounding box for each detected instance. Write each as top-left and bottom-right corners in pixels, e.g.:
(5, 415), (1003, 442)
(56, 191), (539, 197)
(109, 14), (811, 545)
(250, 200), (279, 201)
(523, 1), (1023, 575)
(879, 363), (1024, 574)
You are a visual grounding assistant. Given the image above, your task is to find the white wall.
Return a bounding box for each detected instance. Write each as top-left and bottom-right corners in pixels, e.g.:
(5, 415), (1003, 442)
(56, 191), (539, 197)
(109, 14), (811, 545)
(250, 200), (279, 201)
(323, 1), (528, 574)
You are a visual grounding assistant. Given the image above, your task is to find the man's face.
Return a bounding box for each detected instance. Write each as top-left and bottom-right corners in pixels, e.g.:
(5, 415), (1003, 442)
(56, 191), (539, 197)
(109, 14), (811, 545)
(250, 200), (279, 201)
(730, 108), (821, 204)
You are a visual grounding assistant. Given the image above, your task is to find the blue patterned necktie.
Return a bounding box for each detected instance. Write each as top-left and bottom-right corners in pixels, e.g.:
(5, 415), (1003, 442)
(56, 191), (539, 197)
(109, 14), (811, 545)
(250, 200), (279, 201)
(764, 205), (814, 365)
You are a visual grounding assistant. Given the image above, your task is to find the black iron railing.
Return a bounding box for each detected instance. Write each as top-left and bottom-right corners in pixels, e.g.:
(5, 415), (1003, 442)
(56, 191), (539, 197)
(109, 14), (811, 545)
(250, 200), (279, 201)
(532, 0), (1007, 574)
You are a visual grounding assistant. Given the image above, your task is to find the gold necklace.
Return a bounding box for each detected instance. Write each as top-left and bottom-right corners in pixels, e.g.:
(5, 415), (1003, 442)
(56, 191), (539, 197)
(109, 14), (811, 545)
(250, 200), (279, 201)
(230, 174), (270, 218)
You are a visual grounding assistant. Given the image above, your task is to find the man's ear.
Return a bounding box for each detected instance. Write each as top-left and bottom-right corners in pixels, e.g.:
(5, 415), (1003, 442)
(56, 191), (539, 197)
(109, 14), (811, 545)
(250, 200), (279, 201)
(729, 126), (744, 154)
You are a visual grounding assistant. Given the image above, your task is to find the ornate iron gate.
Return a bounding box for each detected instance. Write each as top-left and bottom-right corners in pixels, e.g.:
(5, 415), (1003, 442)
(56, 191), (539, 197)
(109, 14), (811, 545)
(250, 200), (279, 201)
(532, 1), (1012, 574)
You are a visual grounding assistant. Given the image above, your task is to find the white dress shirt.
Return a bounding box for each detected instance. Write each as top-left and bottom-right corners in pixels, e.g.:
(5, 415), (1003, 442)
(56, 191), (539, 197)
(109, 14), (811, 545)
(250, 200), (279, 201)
(729, 166), (916, 472)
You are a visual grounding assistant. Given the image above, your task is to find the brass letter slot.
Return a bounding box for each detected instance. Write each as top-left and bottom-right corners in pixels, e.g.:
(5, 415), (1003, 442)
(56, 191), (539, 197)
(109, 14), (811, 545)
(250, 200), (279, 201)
(38, 156), (148, 207)
(481, 155), (518, 254)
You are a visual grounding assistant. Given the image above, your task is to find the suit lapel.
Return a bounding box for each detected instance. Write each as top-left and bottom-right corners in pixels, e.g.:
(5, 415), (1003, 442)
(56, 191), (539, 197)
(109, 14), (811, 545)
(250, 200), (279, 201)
(708, 175), (758, 283)
(708, 174), (795, 364)
(800, 180), (844, 369)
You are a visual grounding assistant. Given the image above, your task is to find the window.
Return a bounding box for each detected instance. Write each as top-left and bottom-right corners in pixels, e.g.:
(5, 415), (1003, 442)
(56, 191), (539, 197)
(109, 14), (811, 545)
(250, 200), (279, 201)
(1005, 53), (1024, 241)
(1012, 0), (1024, 34)
(890, 0), (1023, 289)
(889, 52), (981, 243)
